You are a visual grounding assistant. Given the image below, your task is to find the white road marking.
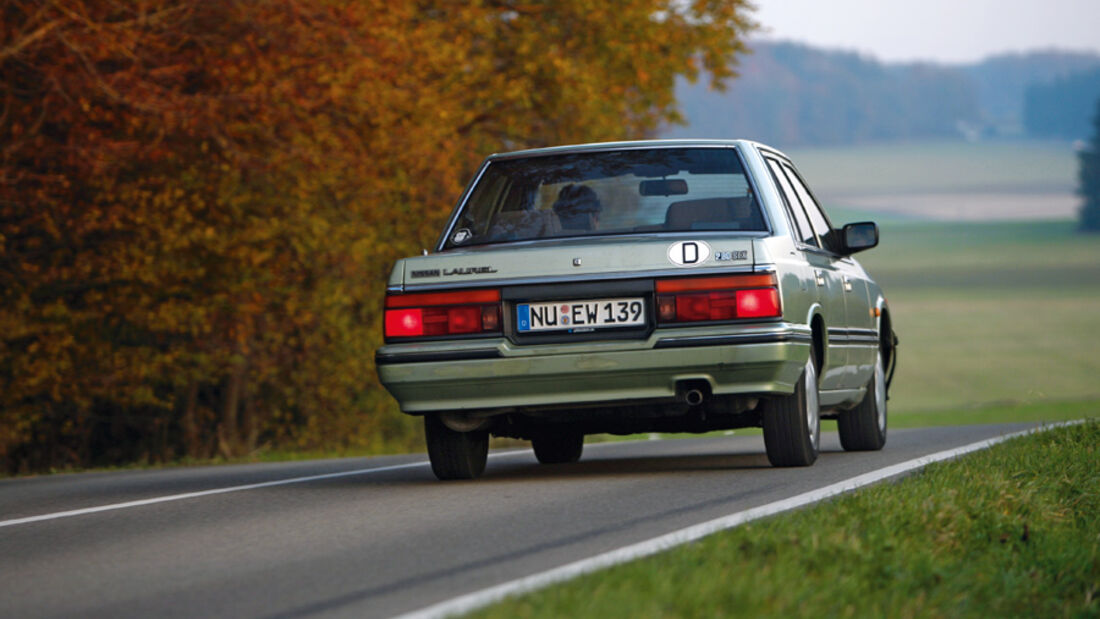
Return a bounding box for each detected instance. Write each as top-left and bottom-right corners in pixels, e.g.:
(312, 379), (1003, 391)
(0, 462), (426, 528)
(395, 422), (1082, 619)
(0, 451), (524, 529)
(0, 441), (640, 529)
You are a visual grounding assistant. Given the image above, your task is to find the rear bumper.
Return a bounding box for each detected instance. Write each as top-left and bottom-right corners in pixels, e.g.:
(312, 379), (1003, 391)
(375, 324), (812, 413)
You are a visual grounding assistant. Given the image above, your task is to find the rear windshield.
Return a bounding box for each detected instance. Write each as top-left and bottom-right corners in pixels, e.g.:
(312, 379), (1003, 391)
(442, 147), (765, 249)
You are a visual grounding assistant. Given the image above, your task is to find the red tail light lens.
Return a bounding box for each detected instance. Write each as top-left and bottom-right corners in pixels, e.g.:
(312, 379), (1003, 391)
(384, 289), (501, 340)
(676, 291), (738, 322)
(385, 308), (424, 337)
(385, 289), (500, 308)
(446, 306), (481, 334)
(656, 274), (781, 324)
(736, 288), (781, 318)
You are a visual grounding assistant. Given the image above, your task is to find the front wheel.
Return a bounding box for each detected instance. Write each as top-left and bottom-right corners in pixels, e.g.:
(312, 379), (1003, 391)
(762, 351), (820, 467)
(424, 414), (489, 480)
(838, 349), (888, 451)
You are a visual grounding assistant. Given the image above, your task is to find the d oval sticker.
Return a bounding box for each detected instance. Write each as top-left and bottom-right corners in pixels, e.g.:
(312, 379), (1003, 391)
(667, 240), (712, 267)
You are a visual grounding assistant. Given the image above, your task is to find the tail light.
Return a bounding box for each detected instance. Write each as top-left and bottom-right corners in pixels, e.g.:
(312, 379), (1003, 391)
(656, 274), (781, 324)
(385, 289), (501, 340)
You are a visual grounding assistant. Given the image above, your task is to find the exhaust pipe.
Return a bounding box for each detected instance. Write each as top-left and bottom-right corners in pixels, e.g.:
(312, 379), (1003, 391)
(680, 388), (706, 406)
(675, 380), (710, 406)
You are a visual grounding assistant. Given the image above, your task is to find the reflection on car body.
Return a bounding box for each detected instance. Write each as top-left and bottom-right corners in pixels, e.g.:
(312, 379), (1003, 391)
(375, 140), (897, 480)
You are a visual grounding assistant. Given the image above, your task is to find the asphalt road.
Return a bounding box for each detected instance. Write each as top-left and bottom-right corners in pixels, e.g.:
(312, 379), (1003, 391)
(0, 423), (1035, 618)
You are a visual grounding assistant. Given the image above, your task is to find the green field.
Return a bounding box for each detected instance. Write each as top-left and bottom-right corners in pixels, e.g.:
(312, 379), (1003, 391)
(788, 139), (1078, 195)
(779, 140), (1100, 415)
(476, 421), (1100, 618)
(857, 219), (1100, 415)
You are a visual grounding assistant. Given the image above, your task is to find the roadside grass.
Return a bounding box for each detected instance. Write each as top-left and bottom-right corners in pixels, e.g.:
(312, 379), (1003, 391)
(891, 398), (1100, 428)
(473, 420), (1100, 619)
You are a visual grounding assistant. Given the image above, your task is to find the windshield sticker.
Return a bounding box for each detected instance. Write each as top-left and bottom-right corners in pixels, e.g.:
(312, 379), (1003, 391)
(667, 241), (712, 267)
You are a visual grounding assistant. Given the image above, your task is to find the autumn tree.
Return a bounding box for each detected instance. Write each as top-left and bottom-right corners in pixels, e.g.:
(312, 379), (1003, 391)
(0, 0), (754, 472)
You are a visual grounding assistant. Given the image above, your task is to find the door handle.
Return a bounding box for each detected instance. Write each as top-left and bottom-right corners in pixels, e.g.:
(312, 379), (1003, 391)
(814, 270), (825, 287)
(843, 276), (853, 292)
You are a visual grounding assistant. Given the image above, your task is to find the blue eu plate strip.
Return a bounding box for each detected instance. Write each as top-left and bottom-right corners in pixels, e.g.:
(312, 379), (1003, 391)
(517, 304), (531, 332)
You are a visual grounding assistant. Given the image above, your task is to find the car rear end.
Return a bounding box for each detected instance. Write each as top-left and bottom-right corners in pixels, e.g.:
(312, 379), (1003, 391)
(374, 141), (818, 478)
(376, 237), (811, 418)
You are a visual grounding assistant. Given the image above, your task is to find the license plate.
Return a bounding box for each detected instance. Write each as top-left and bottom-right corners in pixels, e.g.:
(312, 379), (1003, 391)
(516, 297), (645, 333)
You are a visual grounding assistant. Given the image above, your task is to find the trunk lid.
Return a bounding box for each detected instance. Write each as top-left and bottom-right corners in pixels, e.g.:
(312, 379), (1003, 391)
(391, 236), (757, 289)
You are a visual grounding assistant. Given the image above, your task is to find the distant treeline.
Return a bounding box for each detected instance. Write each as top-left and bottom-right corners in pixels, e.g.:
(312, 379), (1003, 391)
(663, 41), (1100, 146)
(1025, 67), (1100, 139)
(0, 0), (754, 473)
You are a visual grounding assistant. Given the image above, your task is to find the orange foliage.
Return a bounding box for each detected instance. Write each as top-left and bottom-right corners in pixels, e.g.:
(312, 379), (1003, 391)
(0, 0), (754, 472)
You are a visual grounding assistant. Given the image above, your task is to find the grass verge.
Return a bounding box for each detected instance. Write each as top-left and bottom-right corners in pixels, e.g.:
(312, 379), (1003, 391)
(474, 420), (1100, 618)
(891, 398), (1100, 428)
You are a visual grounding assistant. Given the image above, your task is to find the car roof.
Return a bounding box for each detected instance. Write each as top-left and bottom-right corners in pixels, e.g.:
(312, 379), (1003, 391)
(486, 139), (786, 162)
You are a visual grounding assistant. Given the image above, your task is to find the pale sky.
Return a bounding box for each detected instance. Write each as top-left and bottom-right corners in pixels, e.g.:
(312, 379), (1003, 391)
(752, 0), (1100, 64)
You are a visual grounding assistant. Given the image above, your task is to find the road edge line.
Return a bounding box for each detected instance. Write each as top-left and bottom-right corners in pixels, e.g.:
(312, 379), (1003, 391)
(395, 421), (1083, 619)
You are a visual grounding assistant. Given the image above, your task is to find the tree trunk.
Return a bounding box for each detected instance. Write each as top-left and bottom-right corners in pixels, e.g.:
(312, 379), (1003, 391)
(181, 381), (201, 458)
(218, 361), (247, 458)
(243, 384), (258, 454)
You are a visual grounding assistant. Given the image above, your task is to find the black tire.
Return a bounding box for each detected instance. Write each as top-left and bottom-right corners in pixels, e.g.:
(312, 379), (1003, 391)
(838, 349), (888, 451)
(424, 414), (489, 480)
(532, 431), (584, 464)
(762, 351), (820, 467)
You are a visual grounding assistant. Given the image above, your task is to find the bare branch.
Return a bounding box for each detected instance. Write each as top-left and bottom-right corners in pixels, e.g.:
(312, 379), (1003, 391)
(0, 20), (62, 62)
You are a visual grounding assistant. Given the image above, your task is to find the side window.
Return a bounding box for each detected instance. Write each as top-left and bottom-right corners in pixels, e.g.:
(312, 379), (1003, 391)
(766, 158), (816, 247)
(450, 167), (509, 245)
(782, 163), (838, 253)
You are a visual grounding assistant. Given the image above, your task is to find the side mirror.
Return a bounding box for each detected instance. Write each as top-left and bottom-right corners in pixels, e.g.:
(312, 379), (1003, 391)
(841, 221), (879, 255)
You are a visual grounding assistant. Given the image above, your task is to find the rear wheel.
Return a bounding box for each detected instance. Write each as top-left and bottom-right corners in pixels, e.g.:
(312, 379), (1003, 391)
(762, 351), (820, 467)
(532, 431), (584, 464)
(838, 349), (888, 451)
(424, 414), (489, 480)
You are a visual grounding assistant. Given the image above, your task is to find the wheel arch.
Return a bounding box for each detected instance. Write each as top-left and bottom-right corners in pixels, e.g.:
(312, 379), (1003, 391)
(809, 310), (826, 375)
(879, 307), (895, 366)
(876, 301), (897, 397)
(875, 303), (893, 367)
